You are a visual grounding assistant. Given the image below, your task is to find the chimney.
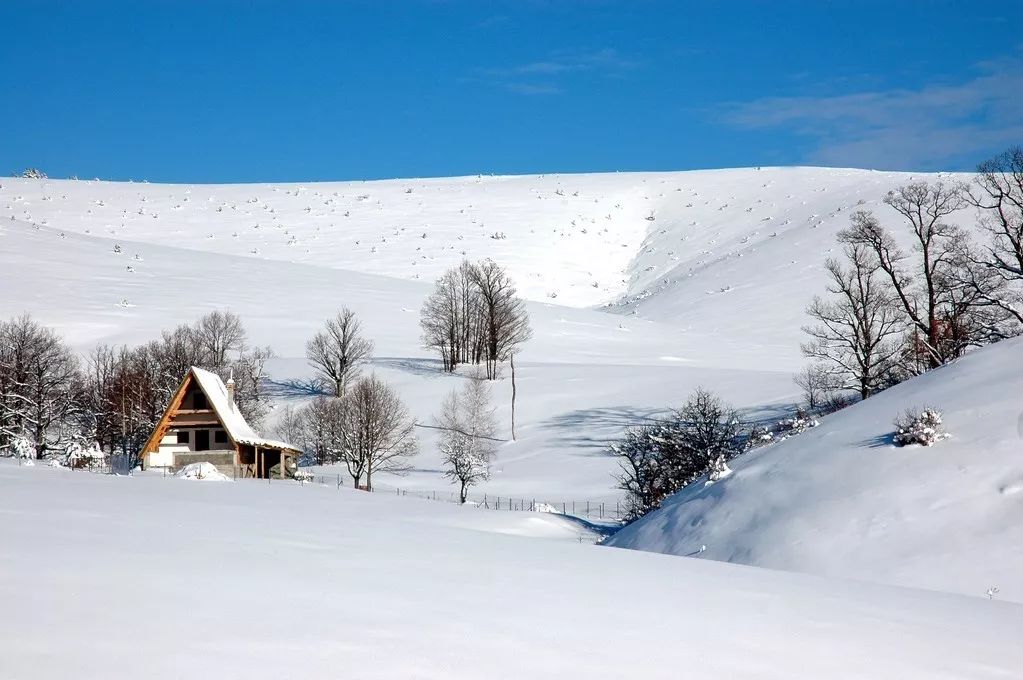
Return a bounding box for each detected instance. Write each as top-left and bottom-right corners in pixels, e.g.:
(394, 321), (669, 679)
(226, 370), (235, 411)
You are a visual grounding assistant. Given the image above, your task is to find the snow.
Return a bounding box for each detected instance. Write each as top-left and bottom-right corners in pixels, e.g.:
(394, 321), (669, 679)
(3, 459), (1023, 679)
(174, 461), (232, 481)
(1, 166), (1022, 674)
(607, 337), (1023, 602)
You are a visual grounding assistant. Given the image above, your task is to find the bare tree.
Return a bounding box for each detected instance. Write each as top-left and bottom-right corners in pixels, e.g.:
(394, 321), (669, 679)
(194, 309), (247, 367)
(272, 403), (307, 454)
(306, 308), (374, 397)
(420, 259), (530, 378)
(420, 260), (485, 372)
(839, 182), (975, 371)
(298, 396), (345, 467)
(226, 344), (275, 427)
(437, 371), (498, 503)
(470, 259), (533, 379)
(789, 364), (830, 411)
(801, 244), (903, 400)
(341, 375), (418, 490)
(962, 146), (1023, 332)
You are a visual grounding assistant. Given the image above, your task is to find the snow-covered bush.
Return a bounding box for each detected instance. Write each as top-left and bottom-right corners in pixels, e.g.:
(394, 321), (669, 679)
(893, 408), (948, 447)
(65, 441), (105, 469)
(612, 388), (747, 520)
(776, 411), (820, 436)
(706, 454), (731, 482)
(10, 435), (35, 460)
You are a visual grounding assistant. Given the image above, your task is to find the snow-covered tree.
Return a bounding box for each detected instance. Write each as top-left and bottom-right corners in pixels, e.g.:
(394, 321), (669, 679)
(0, 314), (82, 458)
(436, 372), (498, 503)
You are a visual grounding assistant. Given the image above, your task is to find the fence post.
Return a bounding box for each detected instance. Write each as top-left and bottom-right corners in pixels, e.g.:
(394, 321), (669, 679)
(562, 502), (566, 515)
(586, 501), (590, 516)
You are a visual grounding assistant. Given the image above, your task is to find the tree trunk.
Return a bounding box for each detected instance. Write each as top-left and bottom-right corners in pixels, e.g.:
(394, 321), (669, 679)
(510, 353), (517, 441)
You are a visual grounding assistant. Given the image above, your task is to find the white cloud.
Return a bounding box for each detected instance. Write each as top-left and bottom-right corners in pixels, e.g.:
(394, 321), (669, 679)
(719, 54), (1023, 169)
(474, 48), (636, 96)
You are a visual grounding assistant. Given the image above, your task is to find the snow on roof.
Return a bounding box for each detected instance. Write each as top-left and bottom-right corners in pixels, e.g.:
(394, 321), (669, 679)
(188, 366), (297, 452)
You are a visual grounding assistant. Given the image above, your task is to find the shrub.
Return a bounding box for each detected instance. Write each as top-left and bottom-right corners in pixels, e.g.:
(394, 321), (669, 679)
(612, 388), (747, 520)
(893, 408), (948, 446)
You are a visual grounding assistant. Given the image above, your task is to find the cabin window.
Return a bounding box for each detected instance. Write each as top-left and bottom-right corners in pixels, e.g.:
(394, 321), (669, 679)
(193, 392), (208, 410)
(176, 430), (190, 445)
(195, 429), (210, 451)
(214, 429), (228, 445)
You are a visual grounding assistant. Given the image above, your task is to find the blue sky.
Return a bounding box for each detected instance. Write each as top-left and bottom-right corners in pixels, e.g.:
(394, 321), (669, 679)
(1, 1), (1020, 182)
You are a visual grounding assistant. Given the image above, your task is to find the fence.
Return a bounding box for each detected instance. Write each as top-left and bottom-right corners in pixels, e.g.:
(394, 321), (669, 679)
(297, 472), (626, 522)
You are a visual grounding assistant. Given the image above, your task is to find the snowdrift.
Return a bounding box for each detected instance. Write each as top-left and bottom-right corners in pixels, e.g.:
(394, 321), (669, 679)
(607, 337), (1023, 601)
(174, 461), (231, 481)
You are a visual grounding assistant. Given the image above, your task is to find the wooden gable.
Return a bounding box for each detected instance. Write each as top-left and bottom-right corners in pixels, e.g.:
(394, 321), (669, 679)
(141, 369), (236, 455)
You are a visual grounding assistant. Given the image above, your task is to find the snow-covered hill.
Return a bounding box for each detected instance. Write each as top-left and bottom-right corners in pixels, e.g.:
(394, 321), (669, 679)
(3, 459), (1021, 680)
(4, 167), (1017, 599)
(4, 166), (1023, 674)
(1, 167), (974, 365)
(0, 168), (980, 496)
(606, 336), (1023, 601)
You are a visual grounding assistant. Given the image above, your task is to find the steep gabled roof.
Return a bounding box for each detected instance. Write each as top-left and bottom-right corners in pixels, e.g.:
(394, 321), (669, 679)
(187, 367), (297, 451)
(143, 367), (298, 456)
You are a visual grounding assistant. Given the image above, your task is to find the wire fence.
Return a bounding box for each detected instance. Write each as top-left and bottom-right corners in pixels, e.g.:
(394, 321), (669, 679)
(297, 472), (627, 522)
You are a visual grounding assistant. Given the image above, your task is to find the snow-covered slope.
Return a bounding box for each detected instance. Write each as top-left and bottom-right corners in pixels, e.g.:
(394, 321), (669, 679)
(16, 168), (968, 504)
(3, 459), (1022, 680)
(607, 337), (1023, 601)
(1, 167), (974, 365)
(5, 167), (1017, 603)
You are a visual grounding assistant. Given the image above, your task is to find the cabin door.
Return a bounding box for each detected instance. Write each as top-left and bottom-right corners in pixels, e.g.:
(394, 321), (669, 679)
(195, 429), (210, 451)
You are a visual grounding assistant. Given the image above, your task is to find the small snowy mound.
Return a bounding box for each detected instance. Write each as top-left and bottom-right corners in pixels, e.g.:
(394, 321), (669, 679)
(606, 337), (1023, 602)
(174, 462), (231, 482)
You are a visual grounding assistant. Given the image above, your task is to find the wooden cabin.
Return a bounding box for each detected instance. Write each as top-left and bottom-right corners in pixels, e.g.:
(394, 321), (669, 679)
(141, 367), (300, 479)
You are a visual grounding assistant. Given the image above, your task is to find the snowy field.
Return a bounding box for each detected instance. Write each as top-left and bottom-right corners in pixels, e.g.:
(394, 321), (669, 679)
(3, 458), (1023, 680)
(4, 167), (1023, 671)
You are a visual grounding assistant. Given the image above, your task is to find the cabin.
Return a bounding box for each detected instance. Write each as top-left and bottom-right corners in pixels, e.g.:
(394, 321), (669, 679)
(141, 367), (300, 479)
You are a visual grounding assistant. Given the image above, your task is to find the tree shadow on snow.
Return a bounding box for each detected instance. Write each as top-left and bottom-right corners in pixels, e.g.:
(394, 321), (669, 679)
(859, 432), (896, 449)
(371, 356), (449, 378)
(539, 406), (668, 457)
(263, 378), (329, 399)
